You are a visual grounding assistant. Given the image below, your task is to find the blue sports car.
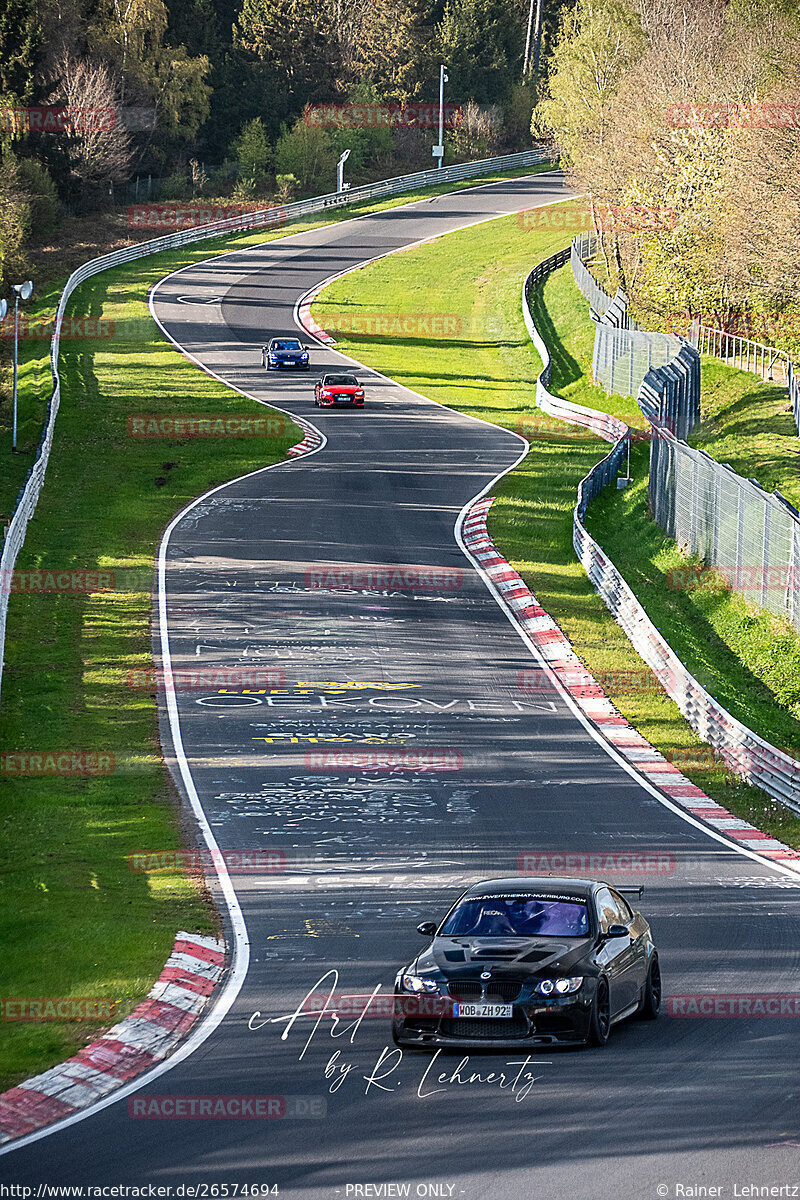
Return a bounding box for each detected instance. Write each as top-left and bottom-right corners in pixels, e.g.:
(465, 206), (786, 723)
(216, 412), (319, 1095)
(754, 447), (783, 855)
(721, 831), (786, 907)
(262, 337), (310, 370)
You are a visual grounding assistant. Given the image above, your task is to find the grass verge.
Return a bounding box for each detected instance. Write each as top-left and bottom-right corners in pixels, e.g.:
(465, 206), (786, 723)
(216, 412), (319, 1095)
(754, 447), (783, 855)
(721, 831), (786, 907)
(312, 201), (800, 848)
(687, 359), (800, 511)
(0, 253), (301, 1090)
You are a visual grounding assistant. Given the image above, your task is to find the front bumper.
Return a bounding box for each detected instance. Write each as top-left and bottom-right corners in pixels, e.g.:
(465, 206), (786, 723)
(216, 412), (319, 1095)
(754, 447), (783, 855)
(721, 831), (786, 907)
(268, 358), (309, 369)
(392, 994), (593, 1048)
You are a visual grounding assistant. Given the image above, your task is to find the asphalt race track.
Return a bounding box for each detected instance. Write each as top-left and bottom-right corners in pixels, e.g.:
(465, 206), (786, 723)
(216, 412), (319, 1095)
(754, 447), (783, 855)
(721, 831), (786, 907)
(5, 174), (800, 1198)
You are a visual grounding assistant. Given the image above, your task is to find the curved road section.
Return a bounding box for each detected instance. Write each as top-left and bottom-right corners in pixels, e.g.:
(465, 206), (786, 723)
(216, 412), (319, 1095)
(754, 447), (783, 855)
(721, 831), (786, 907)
(7, 175), (800, 1197)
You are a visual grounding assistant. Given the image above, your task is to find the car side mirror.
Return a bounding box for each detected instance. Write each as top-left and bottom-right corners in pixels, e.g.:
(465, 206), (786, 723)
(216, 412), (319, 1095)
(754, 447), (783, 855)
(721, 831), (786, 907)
(603, 923), (629, 941)
(417, 921), (437, 938)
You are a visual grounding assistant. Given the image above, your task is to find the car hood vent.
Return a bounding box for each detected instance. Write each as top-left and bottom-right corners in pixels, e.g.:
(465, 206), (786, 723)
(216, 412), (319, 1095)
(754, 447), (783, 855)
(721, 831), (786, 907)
(472, 947), (519, 959)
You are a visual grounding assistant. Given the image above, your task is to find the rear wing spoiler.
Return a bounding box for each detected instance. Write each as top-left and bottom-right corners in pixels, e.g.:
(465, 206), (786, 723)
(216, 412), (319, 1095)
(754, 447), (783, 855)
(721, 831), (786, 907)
(617, 886), (644, 901)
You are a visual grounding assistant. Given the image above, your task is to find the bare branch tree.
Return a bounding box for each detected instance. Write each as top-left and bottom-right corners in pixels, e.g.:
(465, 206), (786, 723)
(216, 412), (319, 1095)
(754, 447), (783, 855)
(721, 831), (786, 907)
(48, 53), (132, 187)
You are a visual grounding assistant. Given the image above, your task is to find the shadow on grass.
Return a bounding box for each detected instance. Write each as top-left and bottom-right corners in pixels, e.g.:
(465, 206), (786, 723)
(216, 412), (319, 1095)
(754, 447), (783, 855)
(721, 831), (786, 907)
(586, 443), (800, 747)
(529, 282), (583, 390)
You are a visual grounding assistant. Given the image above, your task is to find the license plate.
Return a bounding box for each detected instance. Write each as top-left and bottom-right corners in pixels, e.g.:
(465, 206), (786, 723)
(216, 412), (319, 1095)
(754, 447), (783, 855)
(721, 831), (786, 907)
(452, 1003), (513, 1018)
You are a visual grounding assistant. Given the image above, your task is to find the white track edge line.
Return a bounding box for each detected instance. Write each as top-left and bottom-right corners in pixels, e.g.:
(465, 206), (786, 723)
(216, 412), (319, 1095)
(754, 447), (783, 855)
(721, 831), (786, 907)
(0, 278), (332, 1162)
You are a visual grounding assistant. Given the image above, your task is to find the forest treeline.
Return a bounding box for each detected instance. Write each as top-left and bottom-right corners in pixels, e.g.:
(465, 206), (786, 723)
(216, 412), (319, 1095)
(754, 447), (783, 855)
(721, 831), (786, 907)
(535, 0), (800, 349)
(1, 0), (798, 353)
(0, 0), (572, 281)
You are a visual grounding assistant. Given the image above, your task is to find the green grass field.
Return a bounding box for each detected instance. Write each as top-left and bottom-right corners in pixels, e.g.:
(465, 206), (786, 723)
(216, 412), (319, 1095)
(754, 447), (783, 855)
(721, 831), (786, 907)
(688, 360), (800, 510)
(312, 202), (800, 849)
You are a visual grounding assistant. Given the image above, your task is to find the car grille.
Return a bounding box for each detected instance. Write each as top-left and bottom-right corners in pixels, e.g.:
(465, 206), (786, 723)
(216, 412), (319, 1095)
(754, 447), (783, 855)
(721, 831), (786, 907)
(446, 980), (523, 1003)
(440, 1016), (529, 1039)
(333, 393), (352, 401)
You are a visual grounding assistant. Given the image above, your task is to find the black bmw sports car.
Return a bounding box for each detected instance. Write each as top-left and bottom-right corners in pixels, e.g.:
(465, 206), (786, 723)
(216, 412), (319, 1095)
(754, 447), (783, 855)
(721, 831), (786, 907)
(392, 876), (660, 1049)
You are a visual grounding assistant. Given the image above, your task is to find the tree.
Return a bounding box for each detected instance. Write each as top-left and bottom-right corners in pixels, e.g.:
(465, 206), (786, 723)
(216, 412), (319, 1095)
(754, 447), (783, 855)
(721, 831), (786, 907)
(331, 0), (426, 100)
(275, 118), (336, 193)
(236, 0), (338, 102)
(533, 0), (645, 169)
(447, 99), (500, 159)
(16, 157), (60, 235)
(231, 116), (273, 176)
(89, 0), (211, 166)
(0, 0), (42, 103)
(437, 0), (529, 106)
(47, 54), (132, 192)
(0, 158), (30, 287)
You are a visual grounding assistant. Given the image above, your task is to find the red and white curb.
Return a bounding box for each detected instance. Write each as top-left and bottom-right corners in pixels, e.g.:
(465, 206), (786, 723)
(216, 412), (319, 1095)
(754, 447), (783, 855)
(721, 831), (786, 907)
(463, 496), (800, 868)
(297, 296), (335, 345)
(287, 417), (324, 457)
(0, 931), (225, 1144)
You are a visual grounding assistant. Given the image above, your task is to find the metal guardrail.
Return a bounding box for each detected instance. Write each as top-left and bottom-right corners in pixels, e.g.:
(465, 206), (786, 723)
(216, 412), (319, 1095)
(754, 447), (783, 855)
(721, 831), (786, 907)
(524, 243), (800, 812)
(522, 250), (629, 444)
(570, 232), (615, 321)
(689, 324), (800, 437)
(0, 148), (551, 703)
(574, 454), (800, 811)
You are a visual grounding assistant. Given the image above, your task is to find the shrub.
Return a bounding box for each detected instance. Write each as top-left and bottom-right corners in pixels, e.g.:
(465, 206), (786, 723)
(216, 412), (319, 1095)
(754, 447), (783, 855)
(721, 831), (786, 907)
(16, 158), (60, 237)
(275, 120), (336, 194)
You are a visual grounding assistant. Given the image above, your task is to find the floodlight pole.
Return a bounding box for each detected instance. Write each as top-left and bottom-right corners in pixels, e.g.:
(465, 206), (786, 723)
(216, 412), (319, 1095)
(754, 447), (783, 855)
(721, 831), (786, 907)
(436, 65), (449, 168)
(11, 283), (33, 452)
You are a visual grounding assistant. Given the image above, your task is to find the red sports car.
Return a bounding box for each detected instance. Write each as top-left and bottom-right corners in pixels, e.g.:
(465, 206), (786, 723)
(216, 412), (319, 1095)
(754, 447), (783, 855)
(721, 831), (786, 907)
(314, 373), (365, 408)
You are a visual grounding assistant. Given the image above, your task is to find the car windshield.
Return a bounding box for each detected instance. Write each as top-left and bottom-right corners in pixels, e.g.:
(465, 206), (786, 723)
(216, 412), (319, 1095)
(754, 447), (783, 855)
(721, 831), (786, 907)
(325, 375), (358, 386)
(273, 340), (301, 350)
(439, 895), (590, 938)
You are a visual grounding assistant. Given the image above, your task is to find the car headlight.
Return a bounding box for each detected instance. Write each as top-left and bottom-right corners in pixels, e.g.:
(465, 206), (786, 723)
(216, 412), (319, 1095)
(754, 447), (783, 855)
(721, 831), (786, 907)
(537, 977), (583, 996)
(401, 974), (439, 994)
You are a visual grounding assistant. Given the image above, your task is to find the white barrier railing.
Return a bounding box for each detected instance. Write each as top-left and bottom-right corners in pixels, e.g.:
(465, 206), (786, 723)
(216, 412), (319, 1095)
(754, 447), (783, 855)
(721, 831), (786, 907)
(524, 246), (800, 812)
(0, 149), (551, 703)
(690, 324), (800, 437)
